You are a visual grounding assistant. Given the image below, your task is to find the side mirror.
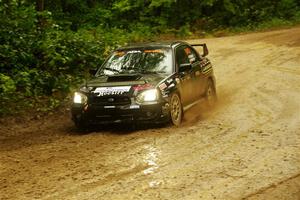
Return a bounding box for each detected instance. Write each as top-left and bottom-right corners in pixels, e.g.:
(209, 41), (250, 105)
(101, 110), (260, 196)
(89, 69), (98, 76)
(179, 63), (192, 73)
(202, 44), (209, 57)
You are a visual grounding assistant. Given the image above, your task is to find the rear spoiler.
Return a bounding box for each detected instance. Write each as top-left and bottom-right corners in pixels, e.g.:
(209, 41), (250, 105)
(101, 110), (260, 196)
(191, 43), (209, 57)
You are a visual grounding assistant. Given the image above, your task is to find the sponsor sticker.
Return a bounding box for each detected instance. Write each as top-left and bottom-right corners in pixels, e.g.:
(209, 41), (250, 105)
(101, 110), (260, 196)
(127, 50), (141, 54)
(159, 83), (167, 90)
(166, 79), (173, 84)
(188, 54), (195, 62)
(144, 49), (163, 53)
(104, 106), (115, 109)
(130, 105), (140, 109)
(114, 51), (125, 57)
(168, 83), (175, 88)
(93, 86), (131, 96)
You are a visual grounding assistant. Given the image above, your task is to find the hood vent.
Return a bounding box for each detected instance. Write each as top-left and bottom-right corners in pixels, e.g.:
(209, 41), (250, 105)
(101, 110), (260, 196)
(107, 74), (142, 82)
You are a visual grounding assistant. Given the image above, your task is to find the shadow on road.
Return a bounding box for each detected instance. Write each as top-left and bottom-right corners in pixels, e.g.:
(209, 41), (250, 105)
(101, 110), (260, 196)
(69, 122), (170, 135)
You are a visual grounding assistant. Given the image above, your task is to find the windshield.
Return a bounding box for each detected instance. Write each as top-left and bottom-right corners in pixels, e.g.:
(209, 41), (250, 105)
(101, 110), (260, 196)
(97, 48), (173, 76)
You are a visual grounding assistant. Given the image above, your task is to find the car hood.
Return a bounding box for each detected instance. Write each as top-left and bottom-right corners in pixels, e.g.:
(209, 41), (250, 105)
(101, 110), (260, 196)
(86, 73), (168, 88)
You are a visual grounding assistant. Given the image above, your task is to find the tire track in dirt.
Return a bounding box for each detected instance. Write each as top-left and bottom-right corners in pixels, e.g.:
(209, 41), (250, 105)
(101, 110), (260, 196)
(243, 173), (300, 200)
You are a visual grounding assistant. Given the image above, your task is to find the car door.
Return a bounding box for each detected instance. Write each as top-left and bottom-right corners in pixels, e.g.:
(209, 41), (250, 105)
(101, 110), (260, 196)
(188, 46), (206, 99)
(175, 45), (195, 106)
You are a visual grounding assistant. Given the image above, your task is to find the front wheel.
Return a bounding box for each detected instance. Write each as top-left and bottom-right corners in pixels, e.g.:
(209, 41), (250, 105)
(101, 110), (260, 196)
(73, 117), (89, 131)
(205, 80), (217, 107)
(170, 93), (183, 126)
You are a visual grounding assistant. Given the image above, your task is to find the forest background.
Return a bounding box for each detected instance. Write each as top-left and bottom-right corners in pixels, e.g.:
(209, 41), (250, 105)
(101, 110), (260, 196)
(1, 0), (300, 115)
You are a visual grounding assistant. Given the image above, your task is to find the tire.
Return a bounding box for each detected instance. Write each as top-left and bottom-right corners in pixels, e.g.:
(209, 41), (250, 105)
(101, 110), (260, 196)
(74, 118), (88, 131)
(170, 93), (183, 126)
(205, 79), (217, 107)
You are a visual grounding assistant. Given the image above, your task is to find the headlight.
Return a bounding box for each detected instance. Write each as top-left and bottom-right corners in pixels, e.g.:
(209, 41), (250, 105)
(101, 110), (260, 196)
(136, 89), (158, 103)
(73, 92), (88, 104)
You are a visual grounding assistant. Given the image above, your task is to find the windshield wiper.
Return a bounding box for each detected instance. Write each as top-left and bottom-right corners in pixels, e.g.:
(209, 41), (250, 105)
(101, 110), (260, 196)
(95, 67), (120, 77)
(103, 67), (120, 73)
(139, 69), (165, 74)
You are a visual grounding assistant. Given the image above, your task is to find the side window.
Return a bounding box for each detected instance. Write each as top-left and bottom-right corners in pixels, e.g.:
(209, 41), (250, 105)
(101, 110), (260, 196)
(186, 47), (200, 64)
(176, 45), (200, 67)
(176, 46), (189, 66)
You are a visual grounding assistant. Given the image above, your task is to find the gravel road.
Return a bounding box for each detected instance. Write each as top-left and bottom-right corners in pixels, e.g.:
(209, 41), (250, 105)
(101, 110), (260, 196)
(1, 27), (300, 200)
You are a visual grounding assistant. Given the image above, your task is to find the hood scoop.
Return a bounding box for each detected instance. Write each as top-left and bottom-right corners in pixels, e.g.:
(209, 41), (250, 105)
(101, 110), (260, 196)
(107, 74), (142, 82)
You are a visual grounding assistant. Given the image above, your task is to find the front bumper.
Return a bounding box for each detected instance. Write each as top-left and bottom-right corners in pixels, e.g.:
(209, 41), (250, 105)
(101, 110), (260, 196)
(71, 102), (170, 125)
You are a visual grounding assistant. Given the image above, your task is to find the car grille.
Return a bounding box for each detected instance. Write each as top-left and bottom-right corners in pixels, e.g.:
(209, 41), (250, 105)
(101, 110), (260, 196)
(91, 95), (131, 106)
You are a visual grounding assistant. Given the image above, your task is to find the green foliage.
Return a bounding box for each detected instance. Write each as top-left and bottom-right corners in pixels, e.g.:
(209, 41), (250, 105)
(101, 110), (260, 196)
(177, 24), (193, 37)
(0, 74), (16, 95)
(0, 0), (300, 116)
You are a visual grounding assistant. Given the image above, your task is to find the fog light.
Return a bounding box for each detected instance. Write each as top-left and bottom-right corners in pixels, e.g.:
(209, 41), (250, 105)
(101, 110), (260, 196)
(146, 111), (152, 117)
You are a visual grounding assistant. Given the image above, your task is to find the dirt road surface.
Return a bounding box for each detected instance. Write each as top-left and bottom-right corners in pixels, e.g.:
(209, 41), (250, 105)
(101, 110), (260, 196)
(1, 27), (300, 200)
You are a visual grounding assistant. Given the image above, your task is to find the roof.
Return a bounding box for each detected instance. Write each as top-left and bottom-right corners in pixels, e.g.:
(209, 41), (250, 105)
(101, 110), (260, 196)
(116, 41), (187, 50)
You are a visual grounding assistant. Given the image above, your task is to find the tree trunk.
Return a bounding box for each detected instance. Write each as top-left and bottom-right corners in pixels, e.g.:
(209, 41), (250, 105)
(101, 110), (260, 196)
(36, 0), (44, 12)
(87, 0), (96, 8)
(36, 0), (45, 28)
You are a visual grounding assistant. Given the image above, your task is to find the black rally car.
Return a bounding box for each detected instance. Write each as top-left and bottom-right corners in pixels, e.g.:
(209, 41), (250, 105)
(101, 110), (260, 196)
(71, 41), (216, 128)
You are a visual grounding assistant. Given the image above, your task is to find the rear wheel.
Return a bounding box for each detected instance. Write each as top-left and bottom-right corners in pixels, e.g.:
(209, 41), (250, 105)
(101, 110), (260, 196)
(170, 93), (183, 126)
(205, 80), (217, 107)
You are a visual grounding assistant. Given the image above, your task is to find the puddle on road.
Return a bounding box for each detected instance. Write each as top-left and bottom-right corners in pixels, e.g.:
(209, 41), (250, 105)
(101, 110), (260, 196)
(143, 144), (160, 175)
(142, 144), (165, 188)
(149, 180), (162, 188)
